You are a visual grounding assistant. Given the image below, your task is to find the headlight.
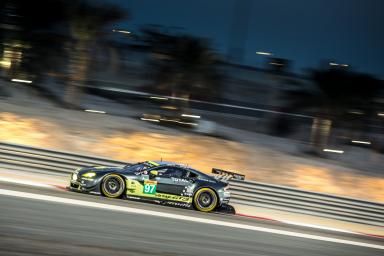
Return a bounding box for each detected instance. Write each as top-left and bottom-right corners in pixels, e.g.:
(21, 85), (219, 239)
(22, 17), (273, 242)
(82, 172), (96, 178)
(72, 173), (78, 180)
(224, 185), (230, 191)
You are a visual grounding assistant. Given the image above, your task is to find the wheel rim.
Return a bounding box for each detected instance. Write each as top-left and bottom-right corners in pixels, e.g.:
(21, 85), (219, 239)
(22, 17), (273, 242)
(102, 175), (124, 198)
(198, 192), (213, 207)
(194, 188), (217, 212)
(106, 178), (120, 193)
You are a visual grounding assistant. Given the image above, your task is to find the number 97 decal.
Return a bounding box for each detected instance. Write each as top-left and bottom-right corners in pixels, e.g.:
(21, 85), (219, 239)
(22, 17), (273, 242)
(143, 180), (157, 195)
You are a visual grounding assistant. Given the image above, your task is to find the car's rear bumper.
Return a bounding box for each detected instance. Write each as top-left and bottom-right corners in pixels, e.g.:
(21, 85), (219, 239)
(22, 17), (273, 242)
(218, 190), (230, 205)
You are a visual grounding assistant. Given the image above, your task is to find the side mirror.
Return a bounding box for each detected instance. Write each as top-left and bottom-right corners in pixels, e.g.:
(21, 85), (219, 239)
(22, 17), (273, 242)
(150, 170), (158, 176)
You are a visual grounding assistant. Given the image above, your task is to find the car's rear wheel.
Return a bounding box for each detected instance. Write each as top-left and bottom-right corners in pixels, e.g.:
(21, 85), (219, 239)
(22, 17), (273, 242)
(101, 174), (125, 198)
(193, 188), (218, 212)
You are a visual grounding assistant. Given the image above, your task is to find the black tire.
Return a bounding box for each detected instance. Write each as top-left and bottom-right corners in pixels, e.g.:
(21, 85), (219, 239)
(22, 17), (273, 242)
(101, 174), (125, 198)
(193, 188), (218, 212)
(217, 204), (236, 214)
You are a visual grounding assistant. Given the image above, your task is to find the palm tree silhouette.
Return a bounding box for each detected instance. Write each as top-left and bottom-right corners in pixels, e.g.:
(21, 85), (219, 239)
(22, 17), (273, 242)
(284, 67), (382, 154)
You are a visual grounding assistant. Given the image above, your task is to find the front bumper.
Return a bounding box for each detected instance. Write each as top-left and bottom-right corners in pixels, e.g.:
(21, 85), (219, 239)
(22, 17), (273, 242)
(69, 172), (100, 193)
(69, 180), (95, 190)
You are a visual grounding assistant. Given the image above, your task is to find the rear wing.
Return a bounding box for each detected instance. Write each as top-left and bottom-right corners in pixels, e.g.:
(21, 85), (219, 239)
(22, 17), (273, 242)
(212, 168), (245, 181)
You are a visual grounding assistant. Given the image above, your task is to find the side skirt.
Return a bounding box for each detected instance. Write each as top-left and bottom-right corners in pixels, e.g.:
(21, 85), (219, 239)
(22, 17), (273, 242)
(125, 195), (192, 209)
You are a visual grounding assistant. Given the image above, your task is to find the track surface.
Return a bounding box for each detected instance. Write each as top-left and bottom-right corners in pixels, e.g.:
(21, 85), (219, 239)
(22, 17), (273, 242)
(0, 181), (383, 256)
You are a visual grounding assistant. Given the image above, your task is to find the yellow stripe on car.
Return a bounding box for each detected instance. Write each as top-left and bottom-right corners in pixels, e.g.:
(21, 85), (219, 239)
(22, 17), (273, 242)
(147, 161), (160, 166)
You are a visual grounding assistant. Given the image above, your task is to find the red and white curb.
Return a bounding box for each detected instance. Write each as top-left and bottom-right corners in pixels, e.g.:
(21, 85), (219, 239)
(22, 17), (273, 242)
(1, 175), (383, 240)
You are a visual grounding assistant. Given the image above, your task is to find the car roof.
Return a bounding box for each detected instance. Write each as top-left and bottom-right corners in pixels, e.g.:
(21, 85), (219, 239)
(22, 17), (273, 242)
(147, 161), (215, 180)
(148, 160), (188, 167)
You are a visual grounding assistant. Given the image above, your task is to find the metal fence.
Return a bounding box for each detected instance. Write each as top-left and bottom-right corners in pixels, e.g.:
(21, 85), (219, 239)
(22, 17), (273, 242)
(0, 142), (383, 226)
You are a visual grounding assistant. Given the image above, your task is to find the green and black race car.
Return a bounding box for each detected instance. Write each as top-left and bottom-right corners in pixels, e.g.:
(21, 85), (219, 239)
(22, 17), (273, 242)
(68, 161), (244, 212)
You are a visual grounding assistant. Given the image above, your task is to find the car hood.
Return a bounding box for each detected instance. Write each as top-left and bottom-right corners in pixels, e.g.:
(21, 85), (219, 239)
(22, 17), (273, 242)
(77, 165), (124, 174)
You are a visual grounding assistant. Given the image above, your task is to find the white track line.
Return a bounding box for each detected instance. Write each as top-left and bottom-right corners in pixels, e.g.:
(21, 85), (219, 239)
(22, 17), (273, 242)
(281, 220), (358, 235)
(0, 176), (380, 239)
(0, 189), (383, 250)
(236, 212), (359, 235)
(0, 177), (54, 188)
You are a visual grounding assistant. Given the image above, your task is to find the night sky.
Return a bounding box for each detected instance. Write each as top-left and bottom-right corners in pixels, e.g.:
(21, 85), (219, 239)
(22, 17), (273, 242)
(107, 0), (384, 78)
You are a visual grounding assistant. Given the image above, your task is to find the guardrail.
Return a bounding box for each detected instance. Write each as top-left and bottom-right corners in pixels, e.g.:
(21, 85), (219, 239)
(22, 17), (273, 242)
(0, 142), (383, 226)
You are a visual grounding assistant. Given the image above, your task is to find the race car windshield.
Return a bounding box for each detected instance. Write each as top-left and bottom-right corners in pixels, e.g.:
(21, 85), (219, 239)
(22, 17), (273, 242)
(124, 163), (148, 172)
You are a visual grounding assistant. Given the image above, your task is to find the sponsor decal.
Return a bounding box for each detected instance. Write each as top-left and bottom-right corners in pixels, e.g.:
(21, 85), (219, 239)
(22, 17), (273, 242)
(172, 178), (189, 183)
(155, 193), (191, 202)
(166, 201), (191, 208)
(143, 180), (157, 195)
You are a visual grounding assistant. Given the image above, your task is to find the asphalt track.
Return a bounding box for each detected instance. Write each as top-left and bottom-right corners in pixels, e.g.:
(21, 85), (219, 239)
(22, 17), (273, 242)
(0, 181), (383, 256)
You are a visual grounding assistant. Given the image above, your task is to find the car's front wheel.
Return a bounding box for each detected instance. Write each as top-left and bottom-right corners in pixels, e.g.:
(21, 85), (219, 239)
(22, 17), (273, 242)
(193, 188), (218, 212)
(101, 174), (125, 198)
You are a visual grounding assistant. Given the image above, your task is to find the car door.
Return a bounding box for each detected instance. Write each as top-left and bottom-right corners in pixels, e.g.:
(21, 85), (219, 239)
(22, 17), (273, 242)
(152, 167), (193, 196)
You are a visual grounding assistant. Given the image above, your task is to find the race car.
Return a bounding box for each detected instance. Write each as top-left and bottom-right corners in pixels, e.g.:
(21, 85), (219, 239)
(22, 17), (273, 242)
(68, 161), (244, 212)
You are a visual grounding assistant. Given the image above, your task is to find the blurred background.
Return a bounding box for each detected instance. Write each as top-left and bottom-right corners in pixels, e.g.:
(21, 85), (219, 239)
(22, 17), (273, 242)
(0, 0), (383, 201)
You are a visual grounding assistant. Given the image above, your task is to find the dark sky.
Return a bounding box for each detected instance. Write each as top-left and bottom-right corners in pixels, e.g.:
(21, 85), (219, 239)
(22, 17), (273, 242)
(107, 0), (384, 78)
